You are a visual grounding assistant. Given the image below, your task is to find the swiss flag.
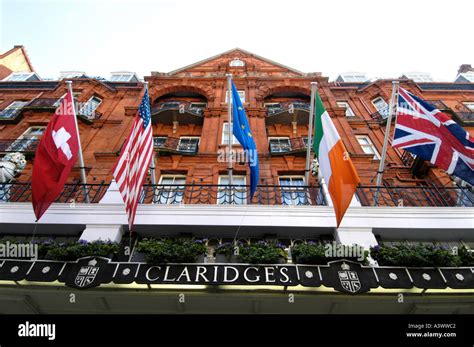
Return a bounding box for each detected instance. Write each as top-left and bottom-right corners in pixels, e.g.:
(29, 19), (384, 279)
(32, 89), (80, 220)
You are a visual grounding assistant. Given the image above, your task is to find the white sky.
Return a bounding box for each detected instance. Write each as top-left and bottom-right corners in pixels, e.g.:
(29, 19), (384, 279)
(1, 0), (473, 81)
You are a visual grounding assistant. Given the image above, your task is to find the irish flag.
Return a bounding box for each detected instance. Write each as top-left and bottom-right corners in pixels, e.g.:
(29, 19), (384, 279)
(313, 91), (360, 227)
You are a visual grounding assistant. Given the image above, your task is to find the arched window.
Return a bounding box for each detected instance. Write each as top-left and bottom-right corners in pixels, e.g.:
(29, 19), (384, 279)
(229, 58), (245, 67)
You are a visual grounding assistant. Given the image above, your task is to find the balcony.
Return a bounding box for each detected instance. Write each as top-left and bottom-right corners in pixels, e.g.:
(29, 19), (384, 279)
(268, 137), (307, 156)
(265, 101), (310, 126)
(356, 185), (473, 207)
(151, 101), (206, 125)
(369, 108), (389, 123)
(153, 137), (199, 155)
(24, 98), (59, 110)
(427, 100), (450, 111)
(0, 138), (39, 154)
(1, 183), (472, 207)
(452, 103), (474, 126)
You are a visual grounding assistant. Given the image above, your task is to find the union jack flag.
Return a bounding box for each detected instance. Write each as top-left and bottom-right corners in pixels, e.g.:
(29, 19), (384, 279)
(393, 87), (474, 185)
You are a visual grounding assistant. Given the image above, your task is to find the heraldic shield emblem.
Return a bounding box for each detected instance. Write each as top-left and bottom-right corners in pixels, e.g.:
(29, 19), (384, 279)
(338, 263), (361, 293)
(74, 258), (99, 288)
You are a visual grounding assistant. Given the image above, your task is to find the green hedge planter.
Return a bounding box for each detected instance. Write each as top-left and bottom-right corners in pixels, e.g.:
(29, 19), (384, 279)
(370, 244), (473, 267)
(136, 238), (207, 264)
(291, 242), (368, 265)
(236, 241), (287, 264)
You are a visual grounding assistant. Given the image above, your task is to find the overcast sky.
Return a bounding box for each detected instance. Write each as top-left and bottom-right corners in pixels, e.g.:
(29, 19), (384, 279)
(1, 0), (473, 81)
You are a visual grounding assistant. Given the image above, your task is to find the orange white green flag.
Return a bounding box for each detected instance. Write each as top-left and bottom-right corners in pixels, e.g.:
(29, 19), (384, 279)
(313, 91), (360, 227)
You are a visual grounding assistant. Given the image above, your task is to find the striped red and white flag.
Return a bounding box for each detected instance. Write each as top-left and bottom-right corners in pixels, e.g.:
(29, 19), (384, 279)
(112, 87), (153, 231)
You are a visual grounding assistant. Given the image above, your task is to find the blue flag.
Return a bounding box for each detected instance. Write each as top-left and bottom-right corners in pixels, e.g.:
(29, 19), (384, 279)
(231, 81), (259, 199)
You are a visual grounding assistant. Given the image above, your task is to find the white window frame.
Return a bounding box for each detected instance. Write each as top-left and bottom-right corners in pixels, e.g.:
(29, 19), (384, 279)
(153, 136), (168, 148)
(217, 175), (247, 205)
(178, 136), (200, 152)
(268, 137), (291, 153)
(7, 126), (45, 152)
(229, 58), (245, 67)
(225, 90), (245, 103)
(109, 73), (133, 82)
(278, 175), (308, 205)
(356, 135), (380, 160)
(3, 72), (36, 82)
(372, 97), (389, 118)
(0, 100), (29, 119)
(336, 101), (355, 117)
(221, 122), (239, 145)
(156, 175), (187, 204)
(462, 102), (474, 111)
(78, 96), (102, 118)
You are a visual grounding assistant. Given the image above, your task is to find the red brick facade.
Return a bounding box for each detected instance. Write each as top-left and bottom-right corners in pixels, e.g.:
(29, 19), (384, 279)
(1, 48), (473, 188)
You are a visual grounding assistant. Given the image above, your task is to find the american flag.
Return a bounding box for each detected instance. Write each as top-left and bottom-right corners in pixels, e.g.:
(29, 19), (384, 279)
(113, 87), (154, 231)
(393, 87), (474, 185)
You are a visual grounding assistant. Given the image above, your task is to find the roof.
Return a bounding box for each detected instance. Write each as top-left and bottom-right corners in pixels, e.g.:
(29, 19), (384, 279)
(455, 72), (474, 83)
(0, 45), (34, 72)
(165, 48), (307, 76)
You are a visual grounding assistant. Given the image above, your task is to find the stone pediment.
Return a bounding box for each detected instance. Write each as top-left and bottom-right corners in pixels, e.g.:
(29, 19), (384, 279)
(155, 48), (311, 78)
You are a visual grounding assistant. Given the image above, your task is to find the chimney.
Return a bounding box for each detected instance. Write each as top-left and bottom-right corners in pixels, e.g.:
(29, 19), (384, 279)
(458, 64), (473, 74)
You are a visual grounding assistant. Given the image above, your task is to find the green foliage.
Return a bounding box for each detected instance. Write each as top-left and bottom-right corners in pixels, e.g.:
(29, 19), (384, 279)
(214, 242), (241, 258)
(237, 241), (287, 264)
(46, 240), (119, 261)
(136, 238), (207, 264)
(291, 242), (368, 264)
(370, 244), (462, 267)
(458, 246), (474, 266)
(291, 242), (327, 264)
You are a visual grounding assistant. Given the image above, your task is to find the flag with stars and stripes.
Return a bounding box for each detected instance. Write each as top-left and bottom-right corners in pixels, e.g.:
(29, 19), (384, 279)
(112, 87), (153, 231)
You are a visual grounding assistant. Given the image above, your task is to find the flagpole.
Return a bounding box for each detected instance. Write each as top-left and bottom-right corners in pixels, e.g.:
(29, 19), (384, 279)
(374, 80), (399, 206)
(226, 73), (233, 186)
(144, 82), (157, 185)
(66, 81), (89, 203)
(304, 82), (318, 184)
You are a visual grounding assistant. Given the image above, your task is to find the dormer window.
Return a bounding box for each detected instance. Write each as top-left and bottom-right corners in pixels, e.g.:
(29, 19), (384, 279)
(229, 58), (245, 67)
(109, 72), (139, 82)
(3, 72), (40, 82)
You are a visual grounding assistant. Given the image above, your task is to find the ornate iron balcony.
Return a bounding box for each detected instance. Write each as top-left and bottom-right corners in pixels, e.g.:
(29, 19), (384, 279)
(0, 138), (39, 153)
(266, 101), (310, 116)
(356, 185), (473, 207)
(268, 137), (308, 155)
(369, 108), (389, 122)
(151, 101), (206, 117)
(153, 137), (199, 155)
(0, 182), (472, 207)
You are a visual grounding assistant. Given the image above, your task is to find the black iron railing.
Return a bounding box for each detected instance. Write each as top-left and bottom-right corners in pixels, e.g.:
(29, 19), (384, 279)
(0, 138), (39, 153)
(400, 150), (416, 167)
(0, 106), (24, 120)
(356, 185), (474, 207)
(370, 107), (390, 122)
(153, 137), (199, 155)
(139, 184), (326, 206)
(0, 183), (472, 207)
(427, 100), (450, 111)
(266, 101), (310, 116)
(454, 111), (474, 124)
(268, 137), (307, 155)
(151, 101), (206, 116)
(0, 182), (108, 203)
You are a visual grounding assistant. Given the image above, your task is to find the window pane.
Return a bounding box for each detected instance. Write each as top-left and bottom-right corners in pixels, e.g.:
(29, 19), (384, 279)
(158, 176), (186, 204)
(218, 176), (246, 205)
